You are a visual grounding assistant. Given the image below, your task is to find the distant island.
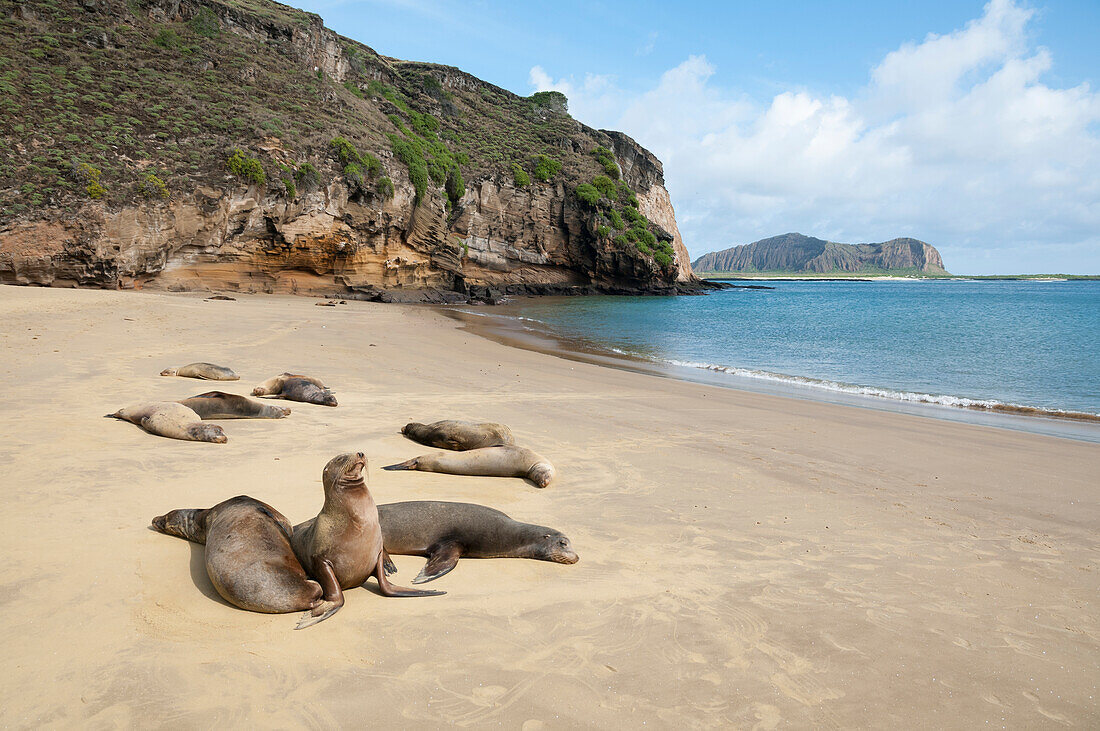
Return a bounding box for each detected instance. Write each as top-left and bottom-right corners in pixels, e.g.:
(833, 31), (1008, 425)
(692, 233), (949, 277)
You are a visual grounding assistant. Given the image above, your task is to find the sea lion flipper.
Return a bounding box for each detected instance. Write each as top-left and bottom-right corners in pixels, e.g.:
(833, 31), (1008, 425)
(413, 541), (462, 584)
(382, 458), (418, 471)
(382, 549), (397, 576)
(295, 600), (340, 630)
(374, 551), (445, 597)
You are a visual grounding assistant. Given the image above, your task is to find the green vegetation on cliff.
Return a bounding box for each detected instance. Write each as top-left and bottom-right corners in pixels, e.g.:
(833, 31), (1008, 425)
(0, 0), (618, 218)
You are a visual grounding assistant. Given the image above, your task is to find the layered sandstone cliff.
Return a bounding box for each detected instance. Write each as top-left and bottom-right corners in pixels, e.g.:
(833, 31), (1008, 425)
(692, 233), (948, 275)
(0, 0), (703, 301)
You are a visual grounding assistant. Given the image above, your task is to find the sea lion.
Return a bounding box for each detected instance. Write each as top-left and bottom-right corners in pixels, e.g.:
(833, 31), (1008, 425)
(160, 362), (240, 380)
(291, 452), (443, 629)
(178, 391), (291, 419)
(252, 373), (337, 407)
(382, 446), (555, 488)
(378, 501), (579, 583)
(401, 420), (515, 451)
(106, 402), (227, 443)
(151, 496), (339, 626)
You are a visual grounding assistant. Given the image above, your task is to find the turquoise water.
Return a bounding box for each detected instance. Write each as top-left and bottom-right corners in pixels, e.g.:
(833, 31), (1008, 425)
(487, 280), (1100, 418)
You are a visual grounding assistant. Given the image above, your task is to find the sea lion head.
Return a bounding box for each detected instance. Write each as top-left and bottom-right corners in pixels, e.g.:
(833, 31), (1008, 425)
(528, 461), (555, 489)
(160, 368), (178, 377)
(151, 508), (207, 542)
(251, 386), (269, 396)
(320, 390), (338, 407)
(535, 529), (579, 564)
(322, 451), (367, 492)
(187, 423), (228, 444)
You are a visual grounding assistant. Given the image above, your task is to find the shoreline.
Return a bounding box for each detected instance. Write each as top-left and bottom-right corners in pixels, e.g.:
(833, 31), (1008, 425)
(2, 285), (1098, 727)
(442, 302), (1100, 443)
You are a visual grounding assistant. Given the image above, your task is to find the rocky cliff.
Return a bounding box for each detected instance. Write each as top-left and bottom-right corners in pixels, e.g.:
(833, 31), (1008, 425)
(0, 0), (703, 301)
(692, 233), (948, 275)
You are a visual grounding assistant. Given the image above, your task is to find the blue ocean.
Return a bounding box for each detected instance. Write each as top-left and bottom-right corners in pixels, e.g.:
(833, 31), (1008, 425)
(483, 280), (1100, 422)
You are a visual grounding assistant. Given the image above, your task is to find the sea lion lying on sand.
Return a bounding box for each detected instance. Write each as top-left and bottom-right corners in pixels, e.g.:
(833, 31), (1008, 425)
(401, 420), (515, 451)
(379, 501), (578, 583)
(382, 445), (555, 488)
(106, 402), (227, 443)
(252, 373), (337, 407)
(160, 363), (239, 380)
(179, 391), (291, 419)
(152, 496), (338, 626)
(291, 453), (443, 629)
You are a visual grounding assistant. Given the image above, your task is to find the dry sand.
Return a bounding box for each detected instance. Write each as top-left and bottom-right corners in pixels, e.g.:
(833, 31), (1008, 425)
(0, 284), (1097, 728)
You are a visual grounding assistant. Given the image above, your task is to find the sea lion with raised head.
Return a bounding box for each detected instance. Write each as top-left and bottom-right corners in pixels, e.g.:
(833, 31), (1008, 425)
(160, 362), (239, 380)
(401, 420), (515, 451)
(179, 391), (291, 419)
(382, 446), (555, 488)
(252, 373), (337, 407)
(291, 452), (443, 629)
(151, 496), (339, 626)
(106, 402), (227, 443)
(378, 501), (578, 583)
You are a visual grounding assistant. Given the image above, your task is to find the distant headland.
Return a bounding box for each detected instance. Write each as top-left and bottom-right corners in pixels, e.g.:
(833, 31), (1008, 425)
(692, 233), (948, 277)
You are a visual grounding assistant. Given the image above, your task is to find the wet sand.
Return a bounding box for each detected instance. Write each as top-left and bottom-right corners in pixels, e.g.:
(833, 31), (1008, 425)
(0, 284), (1097, 728)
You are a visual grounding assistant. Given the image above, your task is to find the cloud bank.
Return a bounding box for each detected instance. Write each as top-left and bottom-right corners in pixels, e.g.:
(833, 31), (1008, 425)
(530, 0), (1100, 273)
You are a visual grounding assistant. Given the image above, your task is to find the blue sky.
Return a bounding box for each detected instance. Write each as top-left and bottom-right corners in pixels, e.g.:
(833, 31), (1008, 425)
(297, 1), (1100, 273)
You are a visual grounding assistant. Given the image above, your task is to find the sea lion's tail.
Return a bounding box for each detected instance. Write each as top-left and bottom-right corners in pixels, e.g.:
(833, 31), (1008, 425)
(295, 600), (341, 630)
(382, 458), (419, 471)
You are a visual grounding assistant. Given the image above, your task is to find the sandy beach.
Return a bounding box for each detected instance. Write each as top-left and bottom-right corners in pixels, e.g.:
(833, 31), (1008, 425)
(0, 284), (1097, 728)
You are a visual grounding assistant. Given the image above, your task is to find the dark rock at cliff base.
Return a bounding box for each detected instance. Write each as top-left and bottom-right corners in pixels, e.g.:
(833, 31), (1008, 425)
(0, 0), (705, 297)
(692, 234), (948, 275)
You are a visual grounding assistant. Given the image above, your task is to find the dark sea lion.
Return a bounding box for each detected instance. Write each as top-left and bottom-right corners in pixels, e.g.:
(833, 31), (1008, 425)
(382, 446), (556, 488)
(160, 362), (240, 380)
(378, 501), (579, 584)
(291, 453), (443, 629)
(106, 402), (227, 443)
(151, 496), (339, 626)
(252, 373), (337, 407)
(179, 391), (291, 419)
(401, 420), (515, 451)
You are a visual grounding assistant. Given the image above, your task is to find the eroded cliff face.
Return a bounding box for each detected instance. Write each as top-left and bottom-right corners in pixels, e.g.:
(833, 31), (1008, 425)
(1, 143), (698, 300)
(0, 0), (701, 301)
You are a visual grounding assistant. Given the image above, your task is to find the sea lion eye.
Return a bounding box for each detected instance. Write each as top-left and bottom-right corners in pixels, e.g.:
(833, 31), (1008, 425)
(559, 539), (567, 547)
(543, 534), (550, 539)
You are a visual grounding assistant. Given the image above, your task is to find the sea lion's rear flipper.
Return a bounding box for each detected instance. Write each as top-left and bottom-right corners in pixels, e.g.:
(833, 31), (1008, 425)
(375, 551), (445, 597)
(296, 558), (344, 629)
(382, 549), (397, 576)
(295, 600), (340, 629)
(381, 458), (419, 471)
(413, 542), (462, 584)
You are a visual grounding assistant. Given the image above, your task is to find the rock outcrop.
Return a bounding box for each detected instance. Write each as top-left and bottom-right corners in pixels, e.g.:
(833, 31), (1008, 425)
(692, 233), (948, 275)
(0, 0), (705, 301)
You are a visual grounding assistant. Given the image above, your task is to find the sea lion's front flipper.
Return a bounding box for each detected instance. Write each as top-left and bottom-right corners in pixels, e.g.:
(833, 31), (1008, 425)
(382, 549), (397, 576)
(296, 558), (344, 630)
(375, 551), (445, 597)
(382, 458), (419, 471)
(413, 541), (463, 584)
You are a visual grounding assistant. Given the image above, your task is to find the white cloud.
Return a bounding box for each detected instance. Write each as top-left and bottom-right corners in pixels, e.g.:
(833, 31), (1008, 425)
(530, 0), (1100, 273)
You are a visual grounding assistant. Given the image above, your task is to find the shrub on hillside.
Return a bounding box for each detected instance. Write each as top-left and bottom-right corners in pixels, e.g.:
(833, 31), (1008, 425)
(533, 154), (561, 182)
(512, 163), (530, 187)
(575, 183), (599, 205)
(226, 149), (265, 185)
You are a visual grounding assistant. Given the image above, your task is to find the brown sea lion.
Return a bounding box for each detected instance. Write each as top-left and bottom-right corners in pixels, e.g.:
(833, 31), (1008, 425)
(106, 402), (227, 443)
(160, 363), (240, 380)
(291, 452), (443, 629)
(179, 391), (291, 419)
(252, 373), (337, 407)
(401, 420), (515, 451)
(382, 446), (555, 488)
(378, 501), (579, 584)
(151, 496), (339, 626)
